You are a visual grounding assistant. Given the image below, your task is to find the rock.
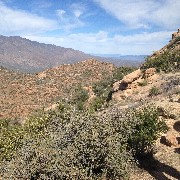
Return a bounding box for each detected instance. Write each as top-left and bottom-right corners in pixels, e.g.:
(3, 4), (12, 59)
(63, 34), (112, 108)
(122, 69), (142, 84)
(164, 131), (178, 147)
(169, 114), (177, 120)
(38, 72), (46, 79)
(172, 28), (180, 39)
(157, 106), (169, 118)
(45, 103), (59, 112)
(144, 68), (156, 78)
(113, 81), (121, 91)
(157, 106), (177, 119)
(169, 96), (180, 103)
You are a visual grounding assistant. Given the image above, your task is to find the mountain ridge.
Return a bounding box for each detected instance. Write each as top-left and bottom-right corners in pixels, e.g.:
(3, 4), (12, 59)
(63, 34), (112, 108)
(0, 35), (93, 73)
(0, 35), (143, 73)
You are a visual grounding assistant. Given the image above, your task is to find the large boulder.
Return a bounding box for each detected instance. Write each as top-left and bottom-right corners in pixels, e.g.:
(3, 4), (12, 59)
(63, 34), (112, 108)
(112, 69), (142, 91)
(122, 69), (142, 84)
(144, 68), (156, 78)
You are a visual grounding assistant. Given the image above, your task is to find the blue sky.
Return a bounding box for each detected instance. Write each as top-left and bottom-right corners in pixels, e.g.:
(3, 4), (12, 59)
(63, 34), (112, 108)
(0, 0), (180, 55)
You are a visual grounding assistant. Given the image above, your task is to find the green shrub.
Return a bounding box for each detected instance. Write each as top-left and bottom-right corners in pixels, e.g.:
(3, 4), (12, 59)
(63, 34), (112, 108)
(89, 67), (136, 111)
(0, 103), (168, 179)
(0, 111), (52, 161)
(89, 97), (105, 112)
(141, 50), (180, 73)
(71, 85), (89, 110)
(0, 105), (137, 179)
(92, 78), (112, 97)
(138, 79), (148, 86)
(0, 119), (24, 161)
(128, 106), (168, 156)
(149, 86), (161, 96)
(91, 78), (113, 111)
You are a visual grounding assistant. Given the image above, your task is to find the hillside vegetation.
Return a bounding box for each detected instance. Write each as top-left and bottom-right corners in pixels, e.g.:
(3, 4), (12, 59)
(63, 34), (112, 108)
(0, 59), (115, 119)
(142, 50), (180, 73)
(0, 30), (180, 179)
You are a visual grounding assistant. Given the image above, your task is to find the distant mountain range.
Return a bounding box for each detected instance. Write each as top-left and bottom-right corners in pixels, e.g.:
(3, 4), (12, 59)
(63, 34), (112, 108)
(92, 54), (147, 60)
(0, 35), (145, 73)
(95, 55), (146, 67)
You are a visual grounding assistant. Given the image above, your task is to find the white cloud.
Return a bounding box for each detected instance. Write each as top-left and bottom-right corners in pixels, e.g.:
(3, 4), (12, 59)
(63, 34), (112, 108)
(71, 3), (86, 18)
(94, 0), (180, 29)
(56, 4), (85, 31)
(24, 30), (172, 55)
(0, 1), (58, 35)
(56, 9), (66, 19)
(73, 9), (83, 18)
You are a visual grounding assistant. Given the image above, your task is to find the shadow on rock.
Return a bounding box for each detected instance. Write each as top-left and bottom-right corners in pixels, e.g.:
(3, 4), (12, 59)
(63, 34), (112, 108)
(174, 148), (180, 154)
(173, 121), (180, 132)
(137, 154), (180, 180)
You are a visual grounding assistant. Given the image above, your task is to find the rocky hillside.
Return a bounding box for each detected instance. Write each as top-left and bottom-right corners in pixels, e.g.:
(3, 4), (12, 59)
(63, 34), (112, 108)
(107, 37), (180, 179)
(106, 67), (180, 179)
(0, 59), (114, 119)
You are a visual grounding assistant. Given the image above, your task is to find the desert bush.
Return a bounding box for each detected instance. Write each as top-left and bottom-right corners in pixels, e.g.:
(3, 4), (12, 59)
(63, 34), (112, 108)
(71, 85), (89, 110)
(149, 86), (161, 96)
(0, 119), (24, 161)
(91, 78), (113, 111)
(138, 79), (148, 86)
(88, 97), (105, 112)
(0, 111), (53, 161)
(92, 77), (112, 97)
(141, 50), (180, 73)
(128, 106), (168, 156)
(0, 103), (168, 179)
(0, 105), (137, 179)
(89, 67), (135, 111)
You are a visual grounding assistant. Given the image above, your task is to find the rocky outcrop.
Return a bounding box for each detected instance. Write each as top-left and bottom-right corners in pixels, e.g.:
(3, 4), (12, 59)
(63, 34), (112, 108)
(112, 68), (155, 92)
(172, 28), (180, 39)
(144, 68), (156, 78)
(122, 69), (142, 84)
(151, 28), (180, 58)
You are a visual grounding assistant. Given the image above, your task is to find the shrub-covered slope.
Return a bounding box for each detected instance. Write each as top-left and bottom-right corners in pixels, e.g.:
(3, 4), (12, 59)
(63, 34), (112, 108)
(0, 59), (115, 119)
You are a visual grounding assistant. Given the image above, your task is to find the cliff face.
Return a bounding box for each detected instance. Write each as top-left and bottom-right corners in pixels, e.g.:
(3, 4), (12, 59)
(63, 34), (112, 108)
(151, 28), (180, 58)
